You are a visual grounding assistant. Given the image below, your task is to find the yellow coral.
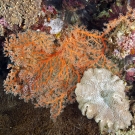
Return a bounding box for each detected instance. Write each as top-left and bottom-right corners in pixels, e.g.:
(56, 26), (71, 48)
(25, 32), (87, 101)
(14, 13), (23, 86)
(0, 0), (42, 29)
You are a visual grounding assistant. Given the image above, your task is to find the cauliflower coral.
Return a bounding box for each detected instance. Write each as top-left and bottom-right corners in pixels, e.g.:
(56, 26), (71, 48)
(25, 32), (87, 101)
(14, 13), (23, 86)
(75, 68), (132, 133)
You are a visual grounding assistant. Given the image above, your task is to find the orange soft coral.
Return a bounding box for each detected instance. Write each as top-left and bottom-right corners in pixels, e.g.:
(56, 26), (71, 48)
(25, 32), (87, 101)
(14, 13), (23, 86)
(60, 26), (116, 72)
(3, 26), (117, 121)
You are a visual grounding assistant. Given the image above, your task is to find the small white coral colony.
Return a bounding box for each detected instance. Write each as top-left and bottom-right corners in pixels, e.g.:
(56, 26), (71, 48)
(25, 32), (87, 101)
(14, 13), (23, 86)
(75, 68), (132, 133)
(44, 18), (64, 34)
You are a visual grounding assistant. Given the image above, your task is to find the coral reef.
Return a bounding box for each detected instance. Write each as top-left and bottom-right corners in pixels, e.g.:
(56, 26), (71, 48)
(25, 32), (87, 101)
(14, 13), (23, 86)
(1, 0), (135, 134)
(75, 68), (132, 133)
(104, 6), (135, 59)
(0, 0), (42, 29)
(102, 5), (135, 85)
(3, 25), (117, 121)
(112, 30), (135, 59)
(30, 4), (59, 34)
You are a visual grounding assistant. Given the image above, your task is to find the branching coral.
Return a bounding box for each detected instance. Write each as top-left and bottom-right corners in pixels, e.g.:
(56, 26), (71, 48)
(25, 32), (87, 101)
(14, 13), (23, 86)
(3, 26), (117, 121)
(75, 68), (132, 133)
(0, 0), (42, 29)
(60, 26), (117, 72)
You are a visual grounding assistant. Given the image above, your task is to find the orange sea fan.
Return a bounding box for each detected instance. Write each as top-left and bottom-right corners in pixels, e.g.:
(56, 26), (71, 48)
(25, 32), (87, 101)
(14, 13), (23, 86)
(59, 26), (117, 73)
(3, 30), (79, 120)
(3, 27), (118, 121)
(4, 30), (55, 68)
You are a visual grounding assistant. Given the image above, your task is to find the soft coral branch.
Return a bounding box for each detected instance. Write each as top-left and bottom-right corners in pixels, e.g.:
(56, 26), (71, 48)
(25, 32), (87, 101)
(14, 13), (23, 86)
(3, 26), (117, 121)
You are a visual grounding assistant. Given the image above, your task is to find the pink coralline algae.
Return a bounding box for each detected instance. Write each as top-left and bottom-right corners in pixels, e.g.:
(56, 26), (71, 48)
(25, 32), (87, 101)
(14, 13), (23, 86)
(42, 5), (57, 15)
(113, 30), (135, 59)
(0, 17), (8, 27)
(125, 68), (135, 82)
(124, 55), (135, 82)
(117, 30), (135, 50)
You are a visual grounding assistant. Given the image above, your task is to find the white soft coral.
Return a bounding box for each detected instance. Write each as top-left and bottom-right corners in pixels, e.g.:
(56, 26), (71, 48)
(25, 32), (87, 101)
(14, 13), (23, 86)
(75, 68), (132, 133)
